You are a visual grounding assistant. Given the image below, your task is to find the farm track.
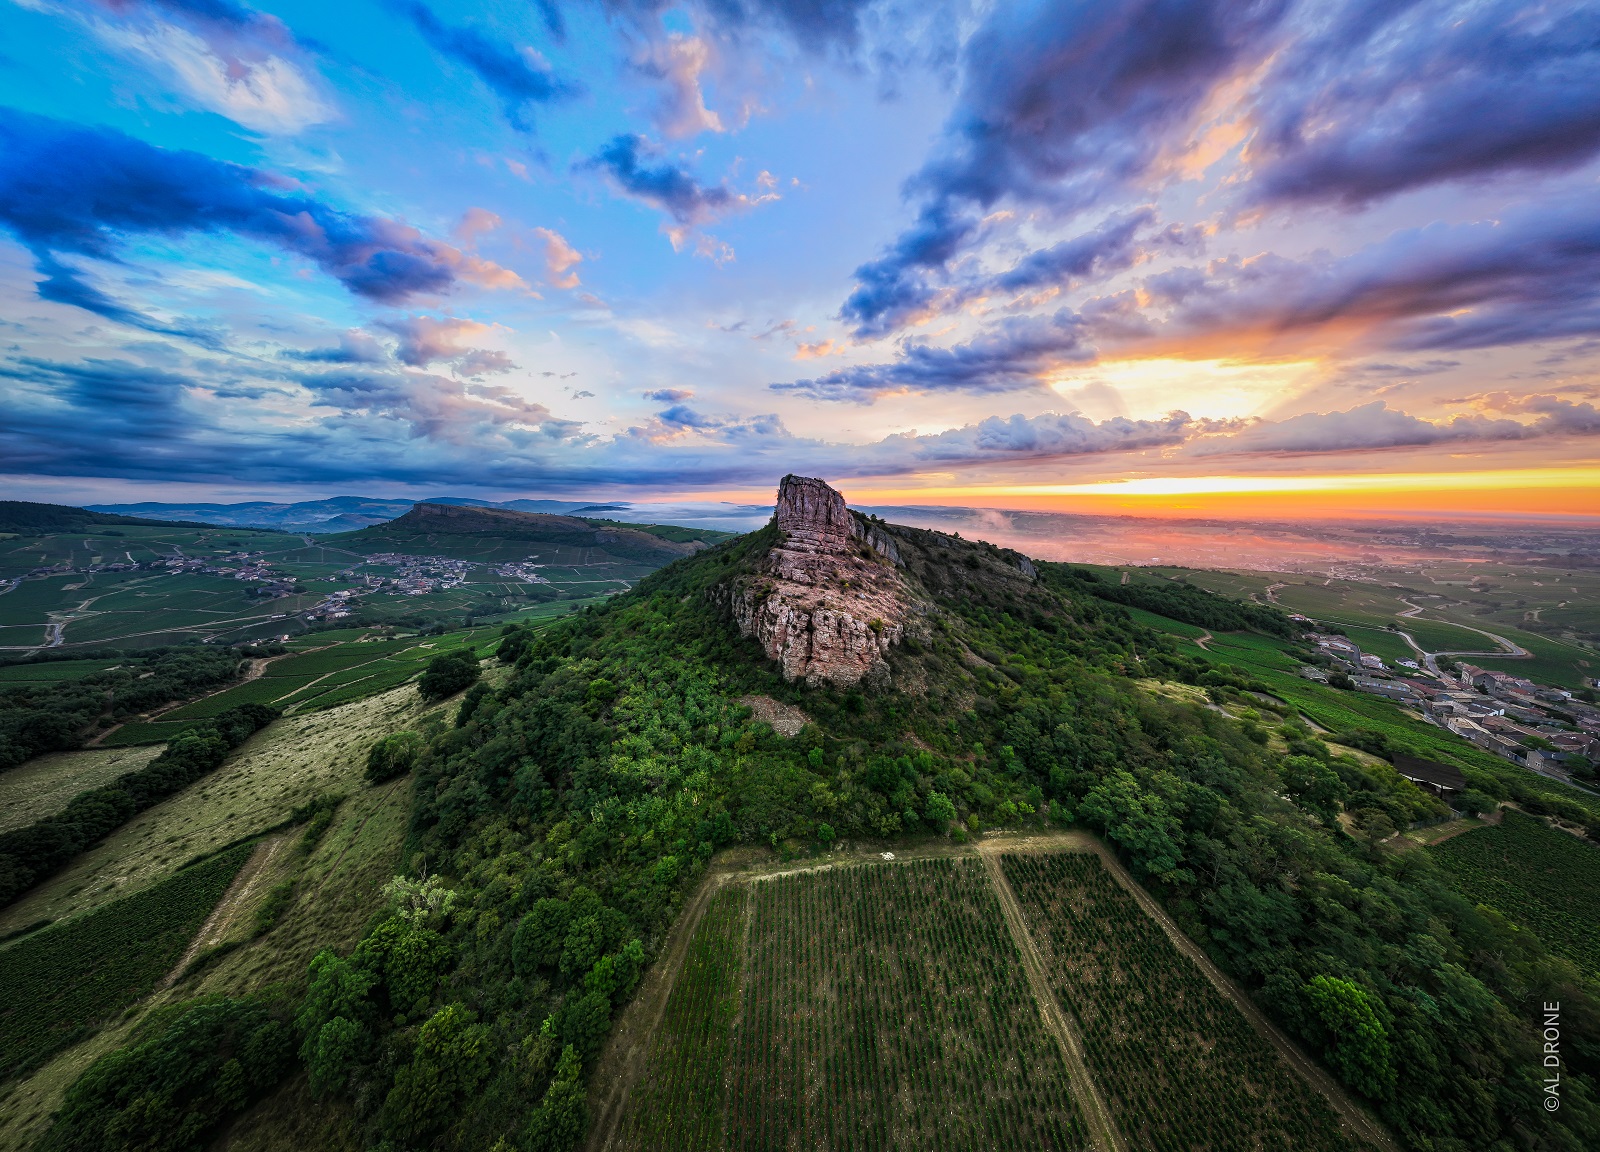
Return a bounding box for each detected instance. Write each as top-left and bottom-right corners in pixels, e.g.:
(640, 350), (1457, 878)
(162, 833), (288, 986)
(979, 848), (1124, 1152)
(585, 868), (737, 1152)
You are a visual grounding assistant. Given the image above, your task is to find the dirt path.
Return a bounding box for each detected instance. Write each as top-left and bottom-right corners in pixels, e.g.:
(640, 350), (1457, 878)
(1194, 629), (1213, 650)
(1081, 841), (1399, 1152)
(162, 834), (288, 987)
(585, 867), (738, 1152)
(979, 847), (1124, 1152)
(90, 647), (329, 745)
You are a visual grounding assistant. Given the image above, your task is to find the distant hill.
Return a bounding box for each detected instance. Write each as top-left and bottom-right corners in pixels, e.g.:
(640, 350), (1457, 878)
(83, 495), (594, 533)
(329, 502), (715, 565)
(0, 501), (192, 537)
(87, 495), (773, 533)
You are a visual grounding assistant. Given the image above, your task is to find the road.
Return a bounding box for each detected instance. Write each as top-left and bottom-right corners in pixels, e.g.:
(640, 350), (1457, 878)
(1393, 599), (1529, 680)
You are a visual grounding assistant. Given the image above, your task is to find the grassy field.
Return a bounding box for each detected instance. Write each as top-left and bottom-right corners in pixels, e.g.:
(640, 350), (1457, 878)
(0, 682), (433, 938)
(1003, 852), (1364, 1152)
(1430, 811), (1600, 980)
(616, 857), (1092, 1152)
(0, 842), (254, 1082)
(0, 745), (163, 833)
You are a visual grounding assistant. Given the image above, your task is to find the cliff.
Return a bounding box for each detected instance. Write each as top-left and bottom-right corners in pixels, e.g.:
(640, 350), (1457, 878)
(717, 476), (923, 688)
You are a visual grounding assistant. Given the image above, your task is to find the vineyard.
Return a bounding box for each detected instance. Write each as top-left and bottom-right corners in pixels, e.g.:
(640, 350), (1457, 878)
(613, 857), (1092, 1151)
(616, 884), (748, 1151)
(1430, 810), (1600, 979)
(1001, 853), (1365, 1152)
(0, 841), (253, 1081)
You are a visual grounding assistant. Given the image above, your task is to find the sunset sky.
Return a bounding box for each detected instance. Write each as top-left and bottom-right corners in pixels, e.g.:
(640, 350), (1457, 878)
(2, 0), (1599, 518)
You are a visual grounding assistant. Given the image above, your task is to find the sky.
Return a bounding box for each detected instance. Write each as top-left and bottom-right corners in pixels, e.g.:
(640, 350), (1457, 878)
(2, 0), (1599, 520)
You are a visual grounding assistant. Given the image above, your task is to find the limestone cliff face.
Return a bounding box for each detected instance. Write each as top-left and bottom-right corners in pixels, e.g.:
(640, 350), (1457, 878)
(721, 476), (919, 687)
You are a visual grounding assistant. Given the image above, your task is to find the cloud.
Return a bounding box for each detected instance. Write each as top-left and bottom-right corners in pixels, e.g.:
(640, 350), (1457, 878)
(69, 0), (330, 134)
(599, 0), (879, 55)
(841, 0), (1288, 335)
(532, 226), (582, 288)
(0, 107), (521, 326)
(773, 309), (1092, 401)
(1144, 195), (1600, 357)
(993, 208), (1154, 295)
(1246, 0), (1600, 208)
(642, 387), (693, 401)
(284, 329), (388, 364)
(583, 133), (776, 249)
(392, 1), (576, 132)
(797, 191), (1600, 401)
(378, 315), (516, 375)
(878, 409), (1195, 463)
(656, 402), (722, 428)
(1190, 401), (1532, 455)
(634, 34), (724, 138)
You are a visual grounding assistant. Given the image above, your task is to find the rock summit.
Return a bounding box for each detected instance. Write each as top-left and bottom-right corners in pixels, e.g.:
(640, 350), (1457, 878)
(720, 475), (918, 687)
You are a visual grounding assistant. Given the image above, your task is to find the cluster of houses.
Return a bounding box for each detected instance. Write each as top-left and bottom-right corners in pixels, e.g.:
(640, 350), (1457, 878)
(492, 559), (551, 584)
(352, 553), (472, 595)
(1302, 631), (1599, 783)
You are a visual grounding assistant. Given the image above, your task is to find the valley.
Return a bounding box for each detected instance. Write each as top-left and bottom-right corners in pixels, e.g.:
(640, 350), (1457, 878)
(2, 483), (1598, 1152)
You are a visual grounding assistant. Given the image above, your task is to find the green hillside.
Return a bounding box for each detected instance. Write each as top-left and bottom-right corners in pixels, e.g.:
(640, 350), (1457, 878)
(13, 499), (1600, 1152)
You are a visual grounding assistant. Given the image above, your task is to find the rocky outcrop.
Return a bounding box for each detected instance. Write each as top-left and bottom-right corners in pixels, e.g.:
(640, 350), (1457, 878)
(720, 476), (921, 687)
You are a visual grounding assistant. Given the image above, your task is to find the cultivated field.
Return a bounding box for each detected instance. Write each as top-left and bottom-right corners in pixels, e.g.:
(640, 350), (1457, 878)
(604, 843), (1374, 1152)
(0, 842), (253, 1081)
(1003, 852), (1367, 1152)
(1430, 810), (1600, 979)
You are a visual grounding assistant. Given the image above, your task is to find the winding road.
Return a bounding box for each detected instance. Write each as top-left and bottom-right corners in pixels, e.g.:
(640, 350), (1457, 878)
(1393, 599), (1530, 680)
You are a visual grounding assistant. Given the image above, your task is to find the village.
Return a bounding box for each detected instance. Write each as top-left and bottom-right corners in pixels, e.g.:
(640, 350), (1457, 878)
(1303, 627), (1600, 787)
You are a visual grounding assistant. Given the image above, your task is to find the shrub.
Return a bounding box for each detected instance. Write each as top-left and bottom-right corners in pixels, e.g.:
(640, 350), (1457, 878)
(366, 731), (424, 784)
(418, 649), (480, 701)
(40, 995), (292, 1152)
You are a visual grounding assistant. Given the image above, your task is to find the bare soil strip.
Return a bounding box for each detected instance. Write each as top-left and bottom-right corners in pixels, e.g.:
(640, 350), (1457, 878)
(585, 868), (737, 1152)
(162, 834), (288, 987)
(1079, 840), (1399, 1152)
(979, 848), (1125, 1152)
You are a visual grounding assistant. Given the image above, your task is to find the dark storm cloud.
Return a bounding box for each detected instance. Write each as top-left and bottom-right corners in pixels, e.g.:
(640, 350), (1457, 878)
(0, 107), (503, 325)
(1247, 0), (1600, 208)
(583, 135), (742, 226)
(841, 0), (1288, 336)
(394, 2), (577, 132)
(773, 310), (1092, 402)
(992, 208), (1154, 294)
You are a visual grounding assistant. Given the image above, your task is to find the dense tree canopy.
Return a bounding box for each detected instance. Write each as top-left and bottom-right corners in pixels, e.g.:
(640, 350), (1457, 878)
(43, 521), (1600, 1152)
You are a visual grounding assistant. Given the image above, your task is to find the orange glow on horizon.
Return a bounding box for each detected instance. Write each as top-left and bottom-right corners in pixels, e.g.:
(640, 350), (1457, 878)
(673, 467), (1600, 521)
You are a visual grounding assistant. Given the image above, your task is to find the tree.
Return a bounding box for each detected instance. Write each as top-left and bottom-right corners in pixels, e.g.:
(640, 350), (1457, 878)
(1078, 770), (1185, 876)
(523, 1045), (586, 1152)
(925, 791), (956, 831)
(1280, 755), (1348, 825)
(381, 1004), (491, 1145)
(418, 649), (480, 701)
(365, 731), (423, 784)
(1304, 975), (1395, 1099)
(514, 899), (571, 975)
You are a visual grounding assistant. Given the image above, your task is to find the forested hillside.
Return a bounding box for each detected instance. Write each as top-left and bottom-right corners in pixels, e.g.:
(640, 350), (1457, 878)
(33, 494), (1600, 1152)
